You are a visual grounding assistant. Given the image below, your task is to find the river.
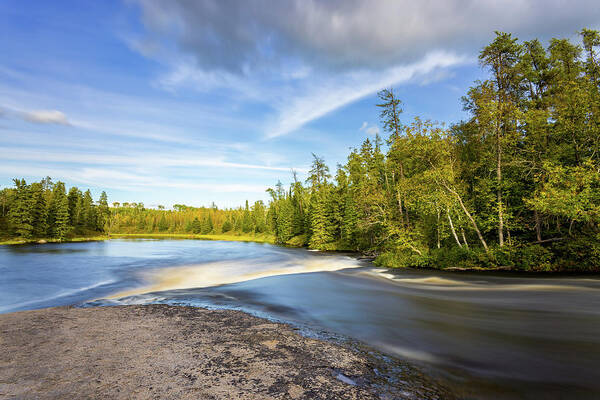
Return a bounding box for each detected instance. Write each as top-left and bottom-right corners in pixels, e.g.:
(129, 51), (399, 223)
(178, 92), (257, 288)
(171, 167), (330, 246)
(1, 239), (599, 399)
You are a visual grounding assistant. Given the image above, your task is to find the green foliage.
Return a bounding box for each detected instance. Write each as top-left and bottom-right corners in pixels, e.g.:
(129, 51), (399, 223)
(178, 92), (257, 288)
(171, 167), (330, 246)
(221, 219), (233, 233)
(0, 178), (109, 241)
(8, 179), (34, 239)
(527, 161), (600, 224)
(191, 217), (202, 234)
(157, 214), (169, 232)
(48, 182), (70, 241)
(105, 200), (270, 239)
(264, 28), (600, 272)
(286, 234), (307, 247)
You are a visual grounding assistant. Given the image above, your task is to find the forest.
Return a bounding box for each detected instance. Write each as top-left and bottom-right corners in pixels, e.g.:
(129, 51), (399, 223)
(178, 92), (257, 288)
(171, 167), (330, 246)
(265, 29), (600, 271)
(0, 181), (270, 243)
(0, 177), (110, 242)
(2, 29), (599, 271)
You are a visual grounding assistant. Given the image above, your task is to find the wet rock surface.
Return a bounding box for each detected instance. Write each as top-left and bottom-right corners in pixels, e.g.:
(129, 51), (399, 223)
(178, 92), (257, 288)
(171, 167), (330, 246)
(0, 305), (455, 399)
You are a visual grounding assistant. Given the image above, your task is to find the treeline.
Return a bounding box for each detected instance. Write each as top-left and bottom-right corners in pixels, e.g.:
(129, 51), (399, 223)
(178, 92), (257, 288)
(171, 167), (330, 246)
(108, 201), (270, 235)
(0, 177), (272, 240)
(267, 29), (600, 271)
(0, 177), (110, 241)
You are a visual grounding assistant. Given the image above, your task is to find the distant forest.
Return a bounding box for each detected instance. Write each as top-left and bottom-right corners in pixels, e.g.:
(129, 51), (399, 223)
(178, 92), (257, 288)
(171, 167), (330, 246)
(0, 180), (269, 241)
(2, 29), (600, 271)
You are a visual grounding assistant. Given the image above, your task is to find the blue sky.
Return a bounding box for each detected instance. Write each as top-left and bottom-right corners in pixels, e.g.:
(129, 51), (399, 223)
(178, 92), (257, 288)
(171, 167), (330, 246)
(1, 1), (598, 208)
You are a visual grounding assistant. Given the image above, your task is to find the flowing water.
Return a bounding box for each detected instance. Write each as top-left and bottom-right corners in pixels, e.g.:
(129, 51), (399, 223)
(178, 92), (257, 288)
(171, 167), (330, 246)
(1, 239), (599, 399)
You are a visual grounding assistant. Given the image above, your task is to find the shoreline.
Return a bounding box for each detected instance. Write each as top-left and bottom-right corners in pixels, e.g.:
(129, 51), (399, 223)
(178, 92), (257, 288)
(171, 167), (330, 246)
(2, 234), (597, 274)
(0, 233), (275, 246)
(0, 304), (455, 399)
(0, 236), (110, 246)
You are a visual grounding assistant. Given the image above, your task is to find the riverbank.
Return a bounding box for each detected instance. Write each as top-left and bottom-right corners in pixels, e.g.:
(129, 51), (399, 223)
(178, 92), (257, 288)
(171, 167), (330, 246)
(3, 233), (594, 274)
(0, 235), (109, 246)
(0, 233), (276, 246)
(110, 232), (276, 244)
(0, 305), (454, 399)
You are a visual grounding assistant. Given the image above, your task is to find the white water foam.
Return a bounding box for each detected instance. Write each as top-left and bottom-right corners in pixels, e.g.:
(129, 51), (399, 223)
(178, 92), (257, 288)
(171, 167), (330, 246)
(110, 255), (364, 299)
(366, 269), (593, 292)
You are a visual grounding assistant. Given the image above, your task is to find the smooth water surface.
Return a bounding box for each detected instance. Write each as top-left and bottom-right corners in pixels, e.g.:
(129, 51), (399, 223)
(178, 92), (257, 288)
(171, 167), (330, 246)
(1, 239), (600, 399)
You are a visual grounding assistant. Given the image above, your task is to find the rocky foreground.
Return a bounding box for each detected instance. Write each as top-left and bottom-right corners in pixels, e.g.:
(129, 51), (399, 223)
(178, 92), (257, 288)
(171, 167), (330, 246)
(0, 305), (455, 399)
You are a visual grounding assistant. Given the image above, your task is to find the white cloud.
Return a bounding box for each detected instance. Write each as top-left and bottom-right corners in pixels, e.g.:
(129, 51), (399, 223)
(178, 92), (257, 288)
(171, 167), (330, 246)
(360, 122), (380, 136)
(130, 0), (599, 140)
(0, 163), (271, 194)
(134, 0), (600, 72)
(0, 146), (303, 173)
(265, 51), (468, 138)
(23, 110), (69, 125)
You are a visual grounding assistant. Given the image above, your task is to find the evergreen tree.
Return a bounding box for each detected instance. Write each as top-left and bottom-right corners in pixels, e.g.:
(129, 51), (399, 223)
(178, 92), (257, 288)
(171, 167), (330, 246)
(97, 191), (109, 231)
(67, 187), (82, 228)
(48, 182), (70, 240)
(8, 179), (34, 239)
(157, 214), (169, 232)
(201, 215), (213, 234)
(308, 187), (334, 248)
(191, 217), (202, 234)
(30, 182), (48, 238)
(81, 190), (96, 230)
(221, 218), (233, 233)
(241, 200), (253, 233)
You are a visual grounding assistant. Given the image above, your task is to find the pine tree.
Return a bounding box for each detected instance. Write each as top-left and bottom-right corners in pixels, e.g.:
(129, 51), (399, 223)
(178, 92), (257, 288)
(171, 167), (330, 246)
(342, 191), (359, 248)
(308, 188), (333, 248)
(8, 179), (34, 239)
(201, 215), (213, 234)
(30, 182), (48, 238)
(49, 182), (70, 240)
(275, 199), (294, 243)
(97, 191), (109, 231)
(191, 217), (202, 233)
(221, 218), (233, 233)
(241, 200), (252, 233)
(81, 190), (96, 230)
(67, 187), (82, 228)
(157, 214), (169, 232)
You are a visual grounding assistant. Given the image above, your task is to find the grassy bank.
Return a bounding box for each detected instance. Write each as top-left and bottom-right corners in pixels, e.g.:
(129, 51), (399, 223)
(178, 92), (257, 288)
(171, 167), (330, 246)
(373, 238), (600, 273)
(1, 233), (275, 246)
(109, 232), (276, 244)
(0, 236), (110, 246)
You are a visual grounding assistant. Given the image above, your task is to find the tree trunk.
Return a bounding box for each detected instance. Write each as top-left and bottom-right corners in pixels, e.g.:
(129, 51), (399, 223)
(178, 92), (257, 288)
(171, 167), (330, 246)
(454, 192), (489, 253)
(396, 187), (403, 225)
(442, 183), (489, 252)
(459, 196), (489, 252)
(447, 207), (462, 248)
(534, 210), (542, 242)
(398, 164), (409, 227)
(461, 227), (469, 249)
(497, 122), (504, 247)
(436, 209), (441, 249)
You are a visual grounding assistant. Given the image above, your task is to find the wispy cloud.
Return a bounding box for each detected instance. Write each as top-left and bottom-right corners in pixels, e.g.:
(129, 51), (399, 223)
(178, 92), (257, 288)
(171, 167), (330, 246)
(22, 109), (70, 125)
(265, 51), (468, 138)
(0, 104), (71, 125)
(360, 121), (380, 136)
(0, 163), (271, 195)
(130, 0), (600, 141)
(0, 146), (304, 172)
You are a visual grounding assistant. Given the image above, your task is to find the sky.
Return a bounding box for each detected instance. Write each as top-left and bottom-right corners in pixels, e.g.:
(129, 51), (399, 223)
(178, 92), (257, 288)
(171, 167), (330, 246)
(1, 1), (599, 208)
